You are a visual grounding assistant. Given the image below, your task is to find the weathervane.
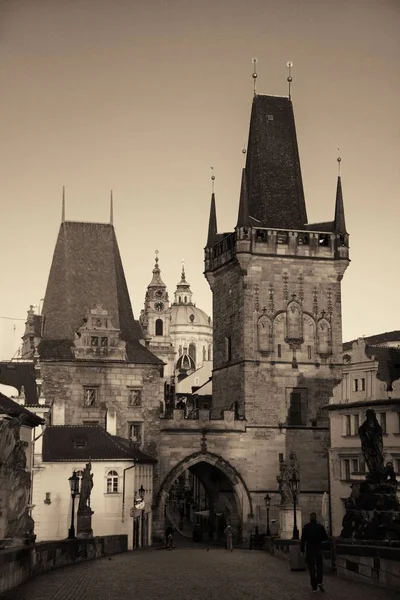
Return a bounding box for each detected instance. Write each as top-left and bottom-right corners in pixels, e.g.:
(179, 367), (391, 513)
(337, 149), (341, 175)
(211, 166), (215, 193)
(252, 58), (258, 96)
(155, 249), (159, 266)
(287, 61), (293, 99)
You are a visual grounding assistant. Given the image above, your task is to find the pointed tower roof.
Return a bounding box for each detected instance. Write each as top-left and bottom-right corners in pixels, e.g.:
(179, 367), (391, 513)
(39, 221), (161, 364)
(147, 250), (166, 289)
(334, 176), (347, 235)
(236, 168), (250, 227)
(244, 94), (308, 229)
(206, 193), (218, 247)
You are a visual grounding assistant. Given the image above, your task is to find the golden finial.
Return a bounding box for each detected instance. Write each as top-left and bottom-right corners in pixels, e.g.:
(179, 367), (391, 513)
(155, 249), (159, 266)
(211, 166), (215, 193)
(252, 58), (258, 96)
(287, 61), (293, 100)
(337, 149), (342, 175)
(181, 258), (185, 280)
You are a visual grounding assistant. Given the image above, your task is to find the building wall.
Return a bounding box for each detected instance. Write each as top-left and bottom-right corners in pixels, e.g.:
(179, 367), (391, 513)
(31, 459), (153, 550)
(41, 362), (163, 459)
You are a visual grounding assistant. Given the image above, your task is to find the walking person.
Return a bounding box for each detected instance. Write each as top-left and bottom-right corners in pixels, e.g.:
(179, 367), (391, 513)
(300, 512), (329, 593)
(224, 524), (234, 552)
(165, 525), (173, 550)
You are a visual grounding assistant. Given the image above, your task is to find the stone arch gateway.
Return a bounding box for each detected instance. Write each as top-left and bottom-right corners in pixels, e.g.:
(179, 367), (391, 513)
(152, 450), (253, 542)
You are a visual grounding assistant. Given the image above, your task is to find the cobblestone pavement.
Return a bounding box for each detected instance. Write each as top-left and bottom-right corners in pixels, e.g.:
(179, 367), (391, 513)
(1, 542), (399, 600)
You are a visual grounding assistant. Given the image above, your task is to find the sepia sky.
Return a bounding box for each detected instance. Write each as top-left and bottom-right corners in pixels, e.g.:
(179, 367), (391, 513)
(0, 0), (399, 359)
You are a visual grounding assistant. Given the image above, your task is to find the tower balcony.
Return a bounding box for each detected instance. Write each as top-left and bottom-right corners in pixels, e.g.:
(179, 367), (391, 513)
(205, 226), (349, 272)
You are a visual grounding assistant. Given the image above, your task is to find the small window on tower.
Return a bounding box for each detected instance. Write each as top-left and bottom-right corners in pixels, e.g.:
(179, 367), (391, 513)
(91, 336), (99, 347)
(83, 387), (97, 406)
(100, 337), (108, 347)
(155, 319), (163, 336)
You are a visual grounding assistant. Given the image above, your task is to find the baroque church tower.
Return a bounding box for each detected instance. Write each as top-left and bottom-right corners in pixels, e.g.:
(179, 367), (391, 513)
(139, 252), (176, 380)
(204, 92), (349, 506)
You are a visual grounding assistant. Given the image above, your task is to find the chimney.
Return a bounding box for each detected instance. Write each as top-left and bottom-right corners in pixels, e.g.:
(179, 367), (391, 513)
(106, 405), (117, 436)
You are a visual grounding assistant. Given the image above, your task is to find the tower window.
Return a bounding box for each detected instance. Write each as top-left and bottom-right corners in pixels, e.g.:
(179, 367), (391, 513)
(288, 392), (302, 425)
(277, 344), (282, 358)
(225, 337), (232, 361)
(189, 343), (196, 365)
(155, 319), (163, 336)
(184, 296), (187, 303)
(91, 336), (99, 347)
(307, 345), (312, 359)
(128, 422), (142, 444)
(101, 337), (108, 347)
(83, 387), (97, 406)
(128, 389), (142, 407)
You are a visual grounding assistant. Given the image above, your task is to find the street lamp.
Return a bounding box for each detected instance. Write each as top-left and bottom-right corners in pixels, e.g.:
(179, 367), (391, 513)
(264, 494), (271, 536)
(290, 471), (300, 540)
(138, 485), (145, 548)
(68, 471), (80, 539)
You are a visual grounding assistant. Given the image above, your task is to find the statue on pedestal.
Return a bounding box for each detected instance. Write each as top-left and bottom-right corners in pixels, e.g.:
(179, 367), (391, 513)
(0, 415), (35, 546)
(358, 408), (384, 483)
(77, 461), (94, 538)
(277, 460), (293, 506)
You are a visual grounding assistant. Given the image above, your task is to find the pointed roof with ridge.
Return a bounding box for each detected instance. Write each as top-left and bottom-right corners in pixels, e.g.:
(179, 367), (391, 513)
(236, 168), (250, 228)
(334, 176), (347, 235)
(244, 94), (308, 229)
(206, 193), (219, 247)
(39, 220), (162, 364)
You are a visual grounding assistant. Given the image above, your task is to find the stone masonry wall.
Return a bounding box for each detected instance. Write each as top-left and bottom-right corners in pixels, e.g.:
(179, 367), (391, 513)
(41, 361), (163, 460)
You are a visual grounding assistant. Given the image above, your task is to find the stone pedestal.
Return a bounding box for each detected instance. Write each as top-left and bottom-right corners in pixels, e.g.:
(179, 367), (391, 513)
(279, 506), (302, 540)
(77, 509), (94, 538)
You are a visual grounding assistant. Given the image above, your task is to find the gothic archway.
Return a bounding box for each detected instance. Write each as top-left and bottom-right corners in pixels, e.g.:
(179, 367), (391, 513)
(153, 451), (253, 542)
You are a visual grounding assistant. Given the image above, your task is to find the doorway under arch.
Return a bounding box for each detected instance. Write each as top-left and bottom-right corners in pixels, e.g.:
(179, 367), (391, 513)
(153, 451), (253, 544)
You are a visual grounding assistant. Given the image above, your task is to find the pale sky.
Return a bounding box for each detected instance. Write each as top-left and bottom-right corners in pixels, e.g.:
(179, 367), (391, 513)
(1, 0), (399, 359)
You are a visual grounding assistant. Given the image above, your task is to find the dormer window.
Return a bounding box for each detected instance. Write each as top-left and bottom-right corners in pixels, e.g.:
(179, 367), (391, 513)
(72, 437), (87, 449)
(189, 314), (195, 323)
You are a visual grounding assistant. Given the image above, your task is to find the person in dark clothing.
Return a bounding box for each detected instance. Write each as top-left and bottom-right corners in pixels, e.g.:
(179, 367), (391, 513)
(165, 526), (173, 549)
(300, 512), (329, 592)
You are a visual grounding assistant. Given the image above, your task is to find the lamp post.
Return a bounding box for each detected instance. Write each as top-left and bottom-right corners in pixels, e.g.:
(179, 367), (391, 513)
(264, 494), (271, 537)
(138, 484), (145, 548)
(290, 471), (300, 540)
(68, 471), (80, 539)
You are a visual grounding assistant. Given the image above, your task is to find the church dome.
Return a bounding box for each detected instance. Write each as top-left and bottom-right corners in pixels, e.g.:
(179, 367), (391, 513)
(176, 352), (196, 372)
(170, 304), (212, 328)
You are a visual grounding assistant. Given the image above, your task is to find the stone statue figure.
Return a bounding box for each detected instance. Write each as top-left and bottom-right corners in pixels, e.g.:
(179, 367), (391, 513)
(277, 461), (294, 506)
(78, 461), (94, 512)
(289, 451), (300, 487)
(358, 409), (384, 481)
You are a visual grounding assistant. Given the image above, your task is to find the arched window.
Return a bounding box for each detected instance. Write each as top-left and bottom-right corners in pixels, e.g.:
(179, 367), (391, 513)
(155, 319), (163, 336)
(184, 296), (187, 303)
(188, 343), (196, 365)
(107, 470), (119, 493)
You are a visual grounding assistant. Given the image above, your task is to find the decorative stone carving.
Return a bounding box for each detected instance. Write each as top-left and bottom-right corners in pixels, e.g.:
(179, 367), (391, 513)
(277, 460), (293, 506)
(257, 315), (272, 353)
(73, 304), (126, 360)
(312, 288), (318, 316)
(253, 285), (260, 312)
(282, 272), (289, 301)
(285, 296), (303, 346)
(317, 317), (331, 356)
(0, 416), (35, 545)
(268, 285), (274, 314)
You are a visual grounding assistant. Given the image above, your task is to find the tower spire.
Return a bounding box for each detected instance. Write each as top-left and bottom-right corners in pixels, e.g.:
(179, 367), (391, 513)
(236, 167), (250, 228)
(206, 171), (218, 247)
(252, 58), (258, 96)
(287, 61), (293, 100)
(61, 186), (65, 223)
(110, 190), (114, 225)
(334, 155), (347, 235)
